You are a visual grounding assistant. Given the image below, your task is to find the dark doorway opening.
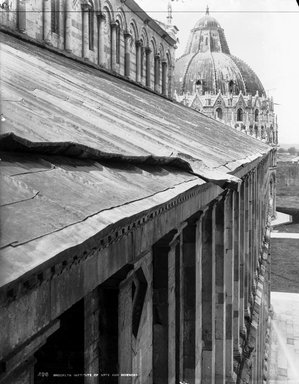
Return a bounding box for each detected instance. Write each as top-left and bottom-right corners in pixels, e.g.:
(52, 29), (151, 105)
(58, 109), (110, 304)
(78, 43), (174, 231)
(34, 299), (84, 383)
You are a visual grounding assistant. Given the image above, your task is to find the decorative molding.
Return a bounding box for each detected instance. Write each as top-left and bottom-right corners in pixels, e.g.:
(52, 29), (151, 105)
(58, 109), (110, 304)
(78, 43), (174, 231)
(0, 184), (204, 306)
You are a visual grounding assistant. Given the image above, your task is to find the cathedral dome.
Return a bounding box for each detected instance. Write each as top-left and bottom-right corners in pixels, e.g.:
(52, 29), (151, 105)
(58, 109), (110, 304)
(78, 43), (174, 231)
(174, 9), (265, 97)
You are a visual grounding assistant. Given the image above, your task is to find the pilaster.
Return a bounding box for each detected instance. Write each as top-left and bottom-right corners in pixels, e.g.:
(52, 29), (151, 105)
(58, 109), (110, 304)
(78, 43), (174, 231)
(195, 214), (203, 384)
(118, 275), (133, 384)
(97, 13), (105, 66)
(110, 21), (117, 71)
(81, 3), (90, 59)
(161, 60), (167, 96)
(17, 0), (26, 33)
(65, 0), (72, 51)
(214, 197), (226, 384)
(135, 40), (142, 83)
(201, 206), (215, 384)
(43, 0), (51, 43)
(145, 47), (151, 87)
(124, 32), (131, 77)
(154, 54), (160, 93)
(182, 222), (197, 384)
(224, 192), (237, 383)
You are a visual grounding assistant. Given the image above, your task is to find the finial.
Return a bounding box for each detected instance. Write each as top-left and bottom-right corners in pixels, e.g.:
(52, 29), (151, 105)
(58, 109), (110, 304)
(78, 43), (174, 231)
(206, 5), (209, 15)
(167, 1), (173, 26)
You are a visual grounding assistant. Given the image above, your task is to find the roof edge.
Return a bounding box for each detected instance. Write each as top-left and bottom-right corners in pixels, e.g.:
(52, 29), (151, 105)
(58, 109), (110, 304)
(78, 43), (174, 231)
(0, 132), (242, 191)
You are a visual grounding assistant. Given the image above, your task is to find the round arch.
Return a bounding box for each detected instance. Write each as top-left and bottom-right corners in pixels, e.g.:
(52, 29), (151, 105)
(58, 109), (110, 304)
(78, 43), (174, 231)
(237, 108), (243, 122)
(115, 7), (127, 31)
(255, 109), (259, 122)
(140, 27), (149, 47)
(216, 107), (223, 120)
(102, 0), (114, 22)
(128, 18), (139, 42)
(150, 37), (157, 56)
(158, 43), (165, 60)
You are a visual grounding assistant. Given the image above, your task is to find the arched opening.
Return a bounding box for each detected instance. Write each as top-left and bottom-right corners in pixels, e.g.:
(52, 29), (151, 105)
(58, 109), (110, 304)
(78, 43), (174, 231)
(216, 107), (223, 120)
(195, 79), (204, 95)
(140, 45), (145, 81)
(51, 0), (59, 34)
(129, 21), (138, 81)
(88, 4), (94, 50)
(229, 80), (234, 94)
(115, 21), (121, 64)
(237, 108), (243, 122)
(255, 109), (259, 122)
(103, 7), (112, 68)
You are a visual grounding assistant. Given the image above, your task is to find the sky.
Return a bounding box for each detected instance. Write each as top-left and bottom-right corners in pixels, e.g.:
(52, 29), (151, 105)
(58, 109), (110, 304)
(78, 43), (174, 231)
(137, 0), (299, 146)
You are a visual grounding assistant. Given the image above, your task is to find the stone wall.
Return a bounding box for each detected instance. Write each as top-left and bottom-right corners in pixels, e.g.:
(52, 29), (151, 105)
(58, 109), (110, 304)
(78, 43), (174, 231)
(0, 0), (176, 97)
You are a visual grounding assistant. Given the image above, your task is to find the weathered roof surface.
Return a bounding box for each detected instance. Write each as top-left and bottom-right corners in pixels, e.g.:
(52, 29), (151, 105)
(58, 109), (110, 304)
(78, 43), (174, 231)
(0, 32), (269, 175)
(0, 148), (204, 287)
(0, 32), (271, 289)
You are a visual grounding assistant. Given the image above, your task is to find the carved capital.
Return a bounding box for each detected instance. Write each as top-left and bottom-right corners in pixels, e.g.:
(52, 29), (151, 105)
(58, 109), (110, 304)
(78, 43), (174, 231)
(81, 1), (92, 11)
(135, 39), (143, 48)
(96, 11), (105, 20)
(124, 30), (131, 39)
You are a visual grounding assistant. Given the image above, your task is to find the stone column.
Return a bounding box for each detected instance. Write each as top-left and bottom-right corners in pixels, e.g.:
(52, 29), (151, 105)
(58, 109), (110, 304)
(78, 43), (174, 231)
(168, 64), (173, 98)
(168, 235), (180, 384)
(17, 0), (26, 32)
(82, 4), (89, 59)
(233, 190), (242, 363)
(214, 198), (226, 384)
(96, 13), (105, 66)
(195, 214), (204, 384)
(145, 47), (151, 87)
(154, 54), (160, 93)
(161, 60), (167, 96)
(110, 21), (117, 71)
(135, 40), (142, 83)
(65, 0), (72, 51)
(239, 182), (246, 339)
(124, 32), (131, 77)
(119, 275), (133, 384)
(224, 192), (237, 383)
(84, 288), (100, 384)
(43, 0), (51, 43)
(201, 206), (216, 384)
(182, 222), (197, 384)
(244, 177), (250, 317)
(248, 173), (253, 309)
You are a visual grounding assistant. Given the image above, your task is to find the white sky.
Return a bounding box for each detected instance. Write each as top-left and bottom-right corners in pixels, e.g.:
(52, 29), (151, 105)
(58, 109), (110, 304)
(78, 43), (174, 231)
(137, 0), (299, 145)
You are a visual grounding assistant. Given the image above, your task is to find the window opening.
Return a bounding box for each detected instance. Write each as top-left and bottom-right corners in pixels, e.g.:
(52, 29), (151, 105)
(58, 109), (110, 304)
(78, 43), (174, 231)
(51, 0), (59, 34)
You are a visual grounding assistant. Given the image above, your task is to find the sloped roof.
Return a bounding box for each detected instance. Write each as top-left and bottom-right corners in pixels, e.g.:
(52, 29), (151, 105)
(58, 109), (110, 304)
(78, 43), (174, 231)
(0, 32), (271, 289)
(0, 33), (269, 175)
